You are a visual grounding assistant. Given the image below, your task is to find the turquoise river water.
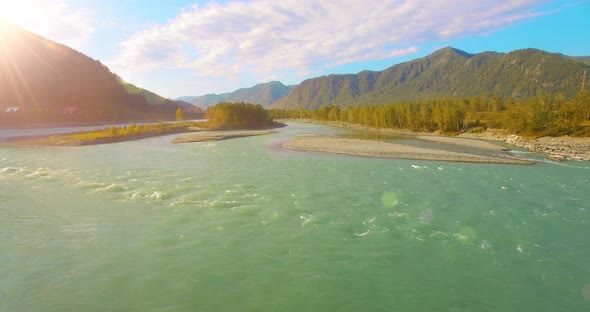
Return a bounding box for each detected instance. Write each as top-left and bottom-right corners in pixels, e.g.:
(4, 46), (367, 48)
(1, 122), (589, 311)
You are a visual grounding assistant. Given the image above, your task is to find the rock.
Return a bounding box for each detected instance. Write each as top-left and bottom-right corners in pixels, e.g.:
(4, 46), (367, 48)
(548, 154), (565, 161)
(506, 134), (521, 144)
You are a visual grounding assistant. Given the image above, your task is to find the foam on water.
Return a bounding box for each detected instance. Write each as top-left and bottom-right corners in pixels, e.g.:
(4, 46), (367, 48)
(149, 191), (163, 199)
(168, 197), (199, 207)
(76, 180), (105, 189)
(96, 183), (127, 193)
(299, 214), (316, 227)
(0, 166), (20, 175)
(0, 166), (62, 182)
(208, 199), (242, 209)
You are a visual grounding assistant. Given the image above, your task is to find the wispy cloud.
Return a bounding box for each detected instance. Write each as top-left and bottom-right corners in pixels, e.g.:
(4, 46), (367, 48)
(0, 0), (95, 50)
(111, 0), (553, 85)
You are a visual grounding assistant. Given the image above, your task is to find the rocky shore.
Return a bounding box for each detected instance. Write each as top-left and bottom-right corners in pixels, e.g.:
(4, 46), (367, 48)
(289, 120), (590, 162)
(506, 135), (590, 161)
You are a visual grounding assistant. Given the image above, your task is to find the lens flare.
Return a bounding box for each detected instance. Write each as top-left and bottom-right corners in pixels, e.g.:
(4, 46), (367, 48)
(458, 226), (477, 245)
(381, 191), (398, 208)
(582, 283), (590, 301)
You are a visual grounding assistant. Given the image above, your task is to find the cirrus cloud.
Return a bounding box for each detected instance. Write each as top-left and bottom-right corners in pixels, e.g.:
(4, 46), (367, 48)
(110, 0), (553, 83)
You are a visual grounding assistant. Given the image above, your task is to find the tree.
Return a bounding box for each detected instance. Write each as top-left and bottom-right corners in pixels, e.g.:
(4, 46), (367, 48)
(176, 108), (184, 121)
(328, 105), (340, 121)
(205, 102), (272, 129)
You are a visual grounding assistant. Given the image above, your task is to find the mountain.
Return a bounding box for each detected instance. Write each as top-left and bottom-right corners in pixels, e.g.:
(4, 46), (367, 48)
(0, 21), (198, 126)
(116, 77), (200, 112)
(271, 47), (590, 110)
(177, 94), (226, 109)
(569, 56), (590, 65)
(178, 81), (293, 108)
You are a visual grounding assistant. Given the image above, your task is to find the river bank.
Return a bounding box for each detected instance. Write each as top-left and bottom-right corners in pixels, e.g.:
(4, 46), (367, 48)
(505, 135), (590, 161)
(5, 123), (284, 146)
(6, 127), (198, 146)
(283, 120), (590, 162)
(283, 136), (533, 165)
(0, 118), (201, 131)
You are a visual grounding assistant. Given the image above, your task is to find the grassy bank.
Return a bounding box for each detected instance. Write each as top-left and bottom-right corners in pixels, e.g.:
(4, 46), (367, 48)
(5, 102), (283, 146)
(7, 121), (200, 146)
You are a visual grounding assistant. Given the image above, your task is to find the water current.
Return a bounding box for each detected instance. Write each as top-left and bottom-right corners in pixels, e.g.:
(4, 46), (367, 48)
(1, 122), (589, 311)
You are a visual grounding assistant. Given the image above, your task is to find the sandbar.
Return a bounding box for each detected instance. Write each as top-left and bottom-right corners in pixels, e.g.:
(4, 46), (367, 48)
(282, 136), (533, 164)
(415, 136), (509, 151)
(172, 130), (275, 144)
(296, 120), (589, 162)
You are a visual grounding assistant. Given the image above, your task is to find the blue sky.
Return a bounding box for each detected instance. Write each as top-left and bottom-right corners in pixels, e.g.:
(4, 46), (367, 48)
(0, 0), (589, 98)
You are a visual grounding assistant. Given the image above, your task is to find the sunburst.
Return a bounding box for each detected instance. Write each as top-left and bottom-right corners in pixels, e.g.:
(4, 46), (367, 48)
(0, 2), (33, 27)
(0, 16), (42, 112)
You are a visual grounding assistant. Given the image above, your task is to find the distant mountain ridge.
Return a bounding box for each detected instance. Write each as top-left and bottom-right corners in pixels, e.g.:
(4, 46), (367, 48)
(271, 47), (590, 110)
(3, 19), (588, 124)
(178, 81), (293, 108)
(0, 21), (197, 126)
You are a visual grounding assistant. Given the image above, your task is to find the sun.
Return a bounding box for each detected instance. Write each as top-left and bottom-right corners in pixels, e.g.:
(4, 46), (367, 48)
(0, 1), (40, 32)
(0, 19), (15, 37)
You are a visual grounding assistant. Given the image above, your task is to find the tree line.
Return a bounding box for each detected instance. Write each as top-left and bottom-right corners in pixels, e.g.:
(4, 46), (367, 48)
(269, 91), (590, 137)
(206, 102), (274, 129)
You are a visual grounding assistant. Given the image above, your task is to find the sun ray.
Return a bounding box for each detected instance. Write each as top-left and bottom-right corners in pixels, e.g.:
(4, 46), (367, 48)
(1, 48), (26, 110)
(6, 50), (41, 111)
(0, 33), (40, 112)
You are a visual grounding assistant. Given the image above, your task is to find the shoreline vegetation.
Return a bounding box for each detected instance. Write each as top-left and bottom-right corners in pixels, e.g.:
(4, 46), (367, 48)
(6, 103), (283, 146)
(4, 99), (589, 163)
(270, 93), (590, 137)
(271, 92), (590, 162)
(7, 123), (195, 146)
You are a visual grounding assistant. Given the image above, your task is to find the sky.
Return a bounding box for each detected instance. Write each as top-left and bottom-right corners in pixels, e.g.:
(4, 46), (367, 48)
(0, 0), (589, 98)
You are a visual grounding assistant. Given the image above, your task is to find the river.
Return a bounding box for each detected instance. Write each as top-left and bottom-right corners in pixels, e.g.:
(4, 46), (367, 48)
(1, 122), (589, 311)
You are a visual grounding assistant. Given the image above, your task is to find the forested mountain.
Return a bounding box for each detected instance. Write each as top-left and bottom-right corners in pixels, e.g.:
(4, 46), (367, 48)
(178, 81), (293, 108)
(570, 56), (590, 65)
(271, 47), (590, 110)
(115, 77), (200, 112)
(0, 21), (197, 127)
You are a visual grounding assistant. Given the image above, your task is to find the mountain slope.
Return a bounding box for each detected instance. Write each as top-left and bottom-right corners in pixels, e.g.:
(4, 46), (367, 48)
(272, 47), (590, 110)
(116, 77), (200, 112)
(178, 81), (293, 108)
(0, 21), (195, 126)
(570, 56), (590, 65)
(177, 94), (225, 109)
